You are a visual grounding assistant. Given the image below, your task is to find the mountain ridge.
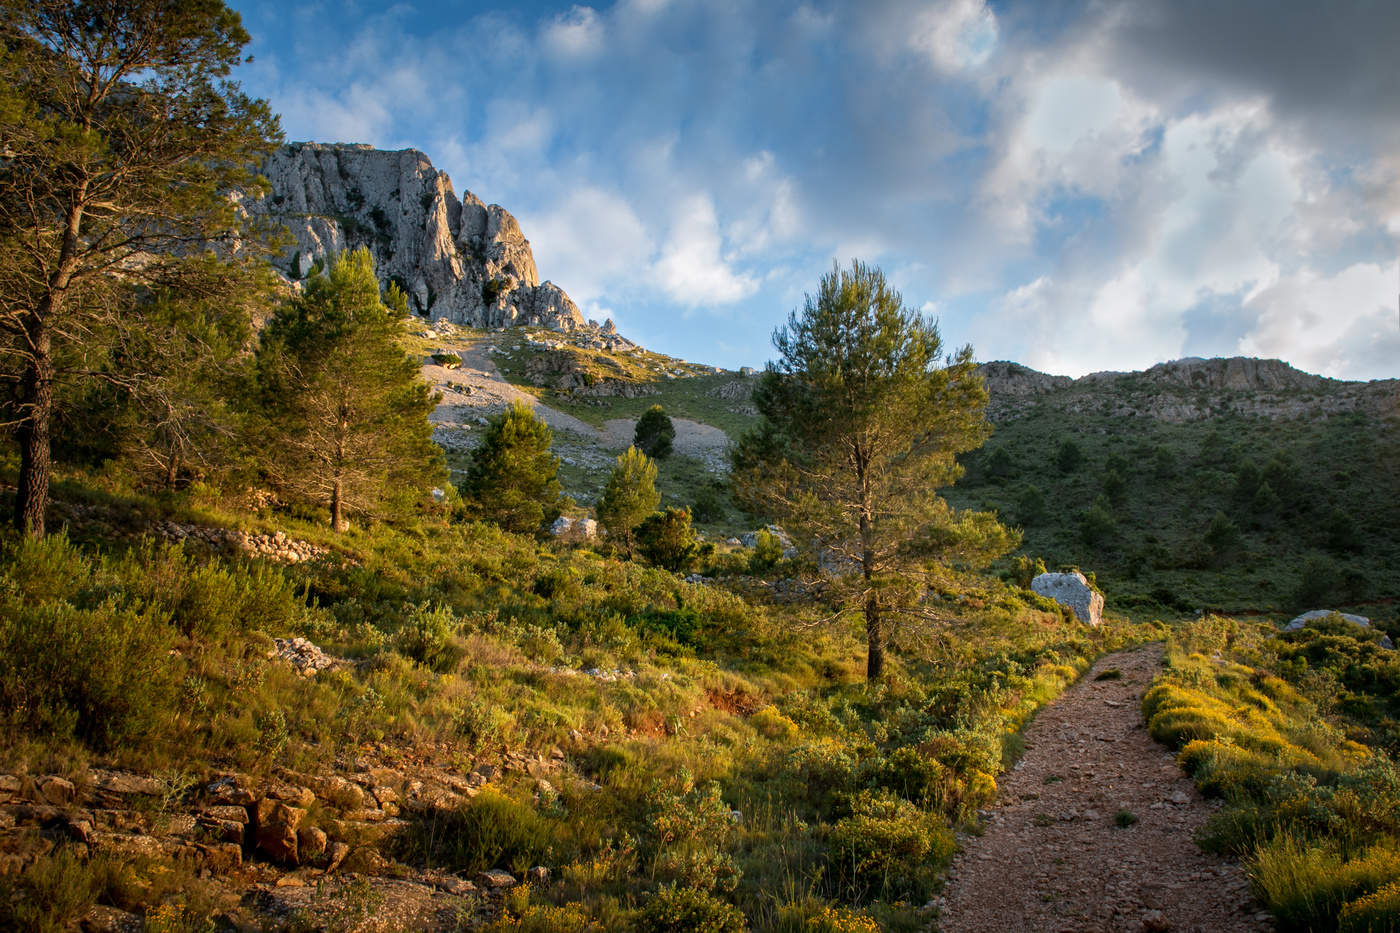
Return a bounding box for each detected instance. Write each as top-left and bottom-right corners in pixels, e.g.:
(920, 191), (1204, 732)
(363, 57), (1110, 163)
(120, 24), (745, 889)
(977, 355), (1398, 423)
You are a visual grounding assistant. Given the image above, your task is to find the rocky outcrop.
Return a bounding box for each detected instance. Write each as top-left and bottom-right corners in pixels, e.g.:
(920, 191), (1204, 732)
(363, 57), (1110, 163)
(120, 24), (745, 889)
(1030, 571), (1104, 626)
(247, 143), (585, 331)
(978, 357), (1399, 423)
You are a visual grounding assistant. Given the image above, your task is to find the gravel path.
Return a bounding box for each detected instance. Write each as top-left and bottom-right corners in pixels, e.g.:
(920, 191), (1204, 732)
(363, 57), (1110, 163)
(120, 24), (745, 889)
(427, 336), (731, 469)
(936, 644), (1273, 933)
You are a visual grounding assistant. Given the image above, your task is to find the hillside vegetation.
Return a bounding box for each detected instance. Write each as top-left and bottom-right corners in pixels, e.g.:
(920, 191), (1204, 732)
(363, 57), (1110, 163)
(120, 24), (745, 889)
(949, 373), (1400, 618)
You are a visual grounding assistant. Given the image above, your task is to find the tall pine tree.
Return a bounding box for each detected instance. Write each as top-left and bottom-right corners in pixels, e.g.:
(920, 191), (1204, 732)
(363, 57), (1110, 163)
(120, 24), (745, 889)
(255, 248), (445, 531)
(731, 261), (1016, 680)
(0, 0), (280, 534)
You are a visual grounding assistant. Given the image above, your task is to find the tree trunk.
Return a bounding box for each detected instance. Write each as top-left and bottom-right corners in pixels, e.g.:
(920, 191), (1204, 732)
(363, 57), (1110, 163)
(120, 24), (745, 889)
(14, 195), (85, 536)
(14, 349), (54, 537)
(330, 475), (344, 533)
(859, 472), (882, 680)
(865, 592), (884, 681)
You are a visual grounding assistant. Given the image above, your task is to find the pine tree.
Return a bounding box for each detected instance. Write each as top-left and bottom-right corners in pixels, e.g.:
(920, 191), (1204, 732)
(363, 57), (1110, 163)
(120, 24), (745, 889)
(0, 0), (280, 535)
(460, 401), (566, 534)
(254, 248), (445, 531)
(633, 404), (676, 459)
(732, 261), (1015, 680)
(598, 446), (660, 555)
(637, 506), (701, 572)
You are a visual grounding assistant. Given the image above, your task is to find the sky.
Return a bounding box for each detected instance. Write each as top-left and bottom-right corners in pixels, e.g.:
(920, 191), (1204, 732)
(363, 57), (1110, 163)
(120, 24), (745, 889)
(229, 0), (1400, 380)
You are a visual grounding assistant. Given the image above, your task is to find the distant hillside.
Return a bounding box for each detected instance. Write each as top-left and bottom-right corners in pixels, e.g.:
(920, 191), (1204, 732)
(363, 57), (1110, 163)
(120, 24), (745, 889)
(954, 357), (1400, 618)
(979, 356), (1398, 422)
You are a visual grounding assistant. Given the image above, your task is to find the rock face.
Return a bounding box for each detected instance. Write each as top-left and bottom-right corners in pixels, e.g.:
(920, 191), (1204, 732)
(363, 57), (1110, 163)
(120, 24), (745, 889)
(247, 142), (585, 331)
(1030, 571), (1104, 627)
(978, 356), (1399, 423)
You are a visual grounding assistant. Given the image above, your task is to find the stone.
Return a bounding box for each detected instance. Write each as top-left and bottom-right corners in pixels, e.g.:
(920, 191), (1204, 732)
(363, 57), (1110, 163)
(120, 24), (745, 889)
(0, 773), (20, 801)
(36, 775), (76, 806)
(201, 805), (249, 824)
(1284, 609), (1372, 631)
(1141, 909), (1170, 932)
(255, 821), (299, 864)
(476, 869), (518, 890)
(198, 842), (243, 874)
(297, 825), (329, 862)
(253, 801), (307, 864)
(325, 840), (351, 873)
(1031, 571), (1104, 626)
(310, 775), (366, 810)
(207, 774), (258, 806)
(80, 905), (143, 933)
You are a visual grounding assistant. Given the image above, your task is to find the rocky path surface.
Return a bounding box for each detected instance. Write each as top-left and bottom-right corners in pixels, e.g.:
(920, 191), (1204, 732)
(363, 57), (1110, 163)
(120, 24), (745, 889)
(937, 644), (1273, 933)
(428, 336), (731, 468)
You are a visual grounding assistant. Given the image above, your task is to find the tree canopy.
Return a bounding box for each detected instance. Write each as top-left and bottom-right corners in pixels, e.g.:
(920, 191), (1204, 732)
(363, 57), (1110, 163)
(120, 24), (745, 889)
(634, 404), (675, 459)
(731, 260), (1016, 680)
(254, 248), (445, 532)
(598, 446), (660, 556)
(0, 0), (281, 534)
(460, 400), (566, 535)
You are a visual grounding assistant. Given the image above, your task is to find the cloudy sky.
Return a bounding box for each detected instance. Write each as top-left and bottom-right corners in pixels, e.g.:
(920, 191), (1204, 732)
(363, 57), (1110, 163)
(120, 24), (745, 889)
(230, 0), (1400, 379)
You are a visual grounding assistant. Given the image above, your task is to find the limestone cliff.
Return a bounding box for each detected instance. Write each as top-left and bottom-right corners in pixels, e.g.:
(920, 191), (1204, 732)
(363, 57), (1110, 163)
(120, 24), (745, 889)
(978, 357), (1398, 423)
(248, 143), (584, 331)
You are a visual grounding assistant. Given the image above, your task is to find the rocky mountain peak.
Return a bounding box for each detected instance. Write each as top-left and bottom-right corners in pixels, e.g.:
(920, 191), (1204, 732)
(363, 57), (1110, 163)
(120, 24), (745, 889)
(978, 356), (1397, 423)
(248, 142), (584, 331)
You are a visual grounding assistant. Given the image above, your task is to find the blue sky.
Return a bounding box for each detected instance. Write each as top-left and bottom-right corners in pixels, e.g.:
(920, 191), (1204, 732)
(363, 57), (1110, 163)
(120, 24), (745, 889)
(230, 0), (1400, 379)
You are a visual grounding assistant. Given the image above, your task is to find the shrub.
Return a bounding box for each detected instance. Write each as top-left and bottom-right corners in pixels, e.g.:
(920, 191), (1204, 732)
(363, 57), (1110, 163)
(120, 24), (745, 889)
(775, 902), (881, 933)
(1204, 511), (1242, 561)
(0, 536), (180, 751)
(826, 791), (954, 901)
(635, 886), (746, 933)
(1339, 880), (1400, 933)
(1078, 496), (1116, 547)
(397, 788), (555, 874)
(749, 529), (785, 573)
(393, 602), (463, 673)
(431, 352), (462, 369)
(634, 405), (676, 459)
(637, 507), (701, 573)
(1055, 439), (1083, 474)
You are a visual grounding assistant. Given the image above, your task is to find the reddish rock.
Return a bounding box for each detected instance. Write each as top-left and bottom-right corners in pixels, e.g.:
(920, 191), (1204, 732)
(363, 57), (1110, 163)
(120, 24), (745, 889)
(198, 842), (243, 874)
(297, 825), (328, 862)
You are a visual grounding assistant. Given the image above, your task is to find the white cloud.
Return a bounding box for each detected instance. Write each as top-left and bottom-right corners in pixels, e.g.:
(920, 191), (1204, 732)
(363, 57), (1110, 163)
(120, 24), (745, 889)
(654, 194), (759, 306)
(520, 187), (652, 303)
(1241, 261), (1400, 379)
(542, 6), (604, 59)
(908, 0), (999, 72)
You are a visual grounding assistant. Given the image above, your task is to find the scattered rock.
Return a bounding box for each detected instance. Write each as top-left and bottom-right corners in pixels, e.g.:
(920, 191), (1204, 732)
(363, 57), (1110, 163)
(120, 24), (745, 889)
(476, 868), (517, 890)
(1030, 571), (1104, 626)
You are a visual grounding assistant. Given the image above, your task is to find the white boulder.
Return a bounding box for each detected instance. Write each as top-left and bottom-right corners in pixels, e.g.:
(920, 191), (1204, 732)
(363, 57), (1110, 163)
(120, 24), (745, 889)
(1031, 571), (1104, 627)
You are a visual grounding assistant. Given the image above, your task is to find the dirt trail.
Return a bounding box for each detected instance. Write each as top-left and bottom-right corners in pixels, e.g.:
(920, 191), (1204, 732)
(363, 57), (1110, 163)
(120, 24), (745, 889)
(936, 644), (1273, 933)
(427, 336), (732, 467)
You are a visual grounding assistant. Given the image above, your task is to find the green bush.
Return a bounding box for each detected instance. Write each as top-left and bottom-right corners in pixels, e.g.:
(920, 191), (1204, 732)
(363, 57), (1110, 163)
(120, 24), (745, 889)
(634, 405), (676, 459)
(635, 886), (746, 933)
(0, 535), (180, 750)
(397, 787), (555, 874)
(1339, 880), (1400, 933)
(826, 791), (953, 902)
(637, 507), (701, 573)
(749, 529), (785, 573)
(393, 602), (463, 673)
